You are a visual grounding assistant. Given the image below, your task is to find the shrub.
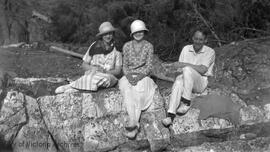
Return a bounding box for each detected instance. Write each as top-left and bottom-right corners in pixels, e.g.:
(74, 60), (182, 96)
(46, 0), (270, 61)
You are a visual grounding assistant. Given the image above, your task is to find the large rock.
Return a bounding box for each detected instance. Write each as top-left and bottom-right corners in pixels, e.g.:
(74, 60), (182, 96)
(161, 87), (270, 135)
(0, 89), (58, 152)
(1, 38), (270, 151)
(174, 137), (270, 152)
(1, 77), (270, 152)
(0, 78), (170, 152)
(213, 39), (270, 106)
(38, 88), (169, 152)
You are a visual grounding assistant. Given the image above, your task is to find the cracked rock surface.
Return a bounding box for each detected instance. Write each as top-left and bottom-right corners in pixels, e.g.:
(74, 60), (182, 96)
(1, 38), (270, 151)
(1, 78), (170, 152)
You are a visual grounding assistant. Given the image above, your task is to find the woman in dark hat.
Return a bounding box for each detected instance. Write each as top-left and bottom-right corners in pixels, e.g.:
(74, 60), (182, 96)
(55, 22), (122, 93)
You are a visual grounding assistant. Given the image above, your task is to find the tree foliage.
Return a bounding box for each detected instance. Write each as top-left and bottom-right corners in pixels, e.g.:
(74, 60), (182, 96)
(48, 0), (270, 60)
(0, 0), (33, 44)
(1, 0), (269, 61)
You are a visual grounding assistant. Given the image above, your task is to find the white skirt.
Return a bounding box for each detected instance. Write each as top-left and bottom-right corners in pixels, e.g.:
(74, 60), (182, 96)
(119, 76), (157, 111)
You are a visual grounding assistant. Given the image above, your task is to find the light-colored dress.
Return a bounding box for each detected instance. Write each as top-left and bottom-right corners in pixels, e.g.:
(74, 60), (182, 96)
(70, 41), (122, 91)
(119, 40), (157, 124)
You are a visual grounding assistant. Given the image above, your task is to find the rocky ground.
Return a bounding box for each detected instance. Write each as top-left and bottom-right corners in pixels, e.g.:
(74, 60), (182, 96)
(0, 37), (270, 152)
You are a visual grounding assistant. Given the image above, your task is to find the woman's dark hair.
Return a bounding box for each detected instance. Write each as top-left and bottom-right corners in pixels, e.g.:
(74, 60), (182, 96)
(96, 31), (115, 40)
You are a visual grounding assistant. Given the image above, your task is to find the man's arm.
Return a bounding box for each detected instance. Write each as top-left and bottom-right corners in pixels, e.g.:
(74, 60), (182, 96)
(177, 62), (208, 75)
(177, 46), (215, 75)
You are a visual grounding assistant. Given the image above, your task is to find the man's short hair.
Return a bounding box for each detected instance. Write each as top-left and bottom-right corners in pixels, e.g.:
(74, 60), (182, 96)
(192, 28), (209, 38)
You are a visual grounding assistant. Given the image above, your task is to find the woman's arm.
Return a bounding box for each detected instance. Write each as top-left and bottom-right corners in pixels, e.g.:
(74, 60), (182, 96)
(81, 62), (104, 73)
(143, 44), (154, 75)
(106, 51), (122, 76)
(106, 65), (121, 76)
(122, 43), (138, 85)
(82, 42), (99, 72)
(81, 61), (92, 71)
(134, 43), (154, 82)
(122, 44), (131, 75)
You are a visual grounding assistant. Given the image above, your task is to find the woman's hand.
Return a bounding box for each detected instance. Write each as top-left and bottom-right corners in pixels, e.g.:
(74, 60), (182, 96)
(126, 73), (138, 86)
(135, 73), (146, 82)
(106, 65), (122, 77)
(91, 65), (105, 73)
(126, 73), (146, 86)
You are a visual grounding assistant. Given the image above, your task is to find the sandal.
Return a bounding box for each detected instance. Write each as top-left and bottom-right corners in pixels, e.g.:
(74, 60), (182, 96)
(125, 125), (138, 131)
(125, 123), (140, 131)
(123, 128), (139, 140)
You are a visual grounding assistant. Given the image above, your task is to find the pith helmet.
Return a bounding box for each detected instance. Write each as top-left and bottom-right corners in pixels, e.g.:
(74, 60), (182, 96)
(130, 20), (148, 36)
(96, 22), (116, 37)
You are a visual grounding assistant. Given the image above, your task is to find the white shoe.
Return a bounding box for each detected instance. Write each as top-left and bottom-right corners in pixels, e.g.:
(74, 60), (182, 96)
(64, 88), (79, 93)
(162, 117), (172, 127)
(55, 84), (71, 94)
(177, 103), (191, 114)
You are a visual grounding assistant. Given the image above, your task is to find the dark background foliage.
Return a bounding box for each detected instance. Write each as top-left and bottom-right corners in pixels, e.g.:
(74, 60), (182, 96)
(1, 0), (270, 61)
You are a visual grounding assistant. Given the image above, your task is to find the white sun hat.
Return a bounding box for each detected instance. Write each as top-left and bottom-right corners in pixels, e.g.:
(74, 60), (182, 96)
(130, 20), (148, 36)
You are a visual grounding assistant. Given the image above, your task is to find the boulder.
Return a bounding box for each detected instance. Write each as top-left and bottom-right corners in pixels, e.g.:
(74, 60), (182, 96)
(1, 38), (270, 151)
(162, 87), (270, 135)
(174, 137), (270, 152)
(1, 77), (270, 152)
(0, 78), (170, 152)
(213, 39), (270, 106)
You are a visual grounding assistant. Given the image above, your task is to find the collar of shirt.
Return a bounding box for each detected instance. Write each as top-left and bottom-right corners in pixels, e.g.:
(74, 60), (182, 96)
(188, 45), (205, 54)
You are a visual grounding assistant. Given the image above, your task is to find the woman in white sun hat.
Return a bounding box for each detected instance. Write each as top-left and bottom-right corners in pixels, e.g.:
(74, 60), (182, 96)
(55, 21), (122, 93)
(119, 19), (157, 139)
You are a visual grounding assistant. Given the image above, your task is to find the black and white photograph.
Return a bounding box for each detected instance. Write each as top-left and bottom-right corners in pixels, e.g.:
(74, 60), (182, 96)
(0, 0), (270, 151)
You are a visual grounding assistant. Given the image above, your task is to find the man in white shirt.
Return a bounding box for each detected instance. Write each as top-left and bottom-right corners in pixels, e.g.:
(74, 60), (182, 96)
(162, 29), (215, 127)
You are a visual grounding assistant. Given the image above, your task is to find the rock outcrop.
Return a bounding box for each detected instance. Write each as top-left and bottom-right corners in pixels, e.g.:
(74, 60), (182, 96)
(174, 137), (270, 152)
(1, 76), (270, 152)
(1, 78), (170, 152)
(1, 38), (270, 151)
